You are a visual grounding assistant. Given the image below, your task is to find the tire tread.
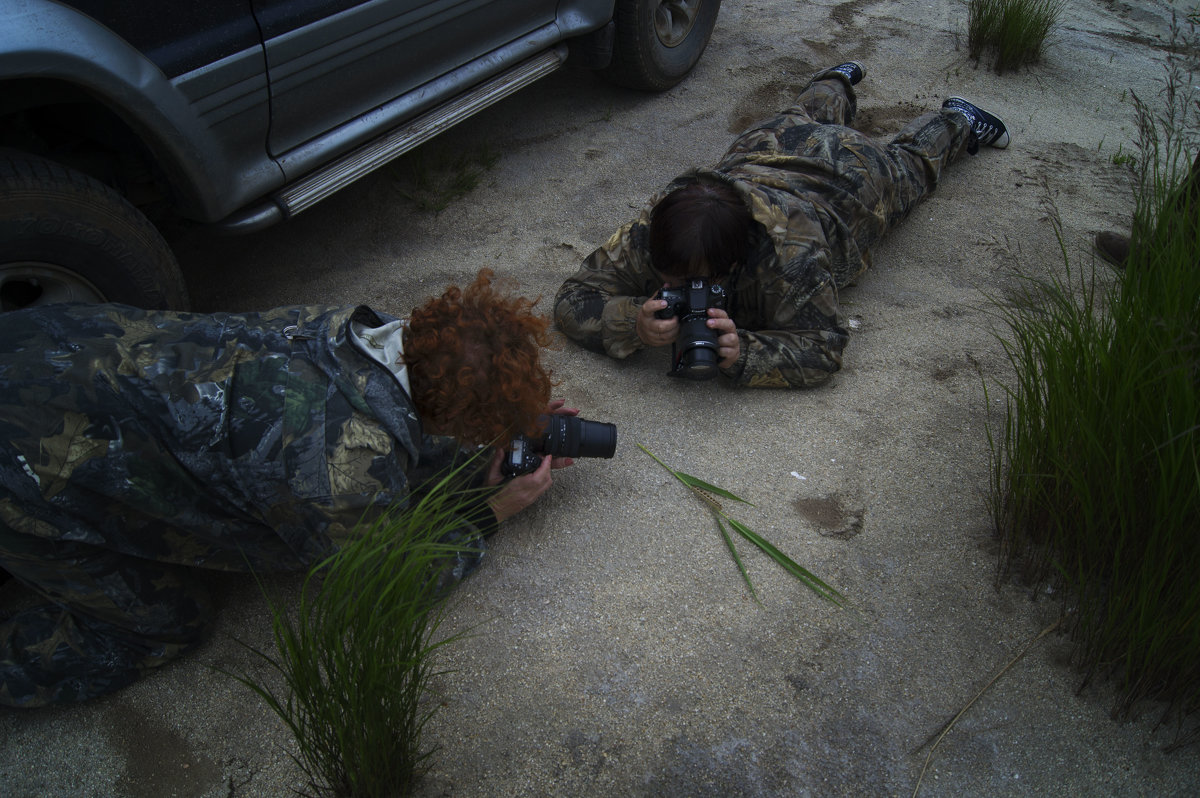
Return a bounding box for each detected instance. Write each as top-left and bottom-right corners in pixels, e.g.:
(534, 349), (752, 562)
(0, 149), (190, 310)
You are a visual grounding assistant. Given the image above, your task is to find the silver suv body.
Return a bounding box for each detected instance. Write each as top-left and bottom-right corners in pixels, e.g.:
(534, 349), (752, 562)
(0, 0), (720, 309)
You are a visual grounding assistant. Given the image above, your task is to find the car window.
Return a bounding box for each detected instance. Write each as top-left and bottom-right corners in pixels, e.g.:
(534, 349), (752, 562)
(61, 0), (260, 77)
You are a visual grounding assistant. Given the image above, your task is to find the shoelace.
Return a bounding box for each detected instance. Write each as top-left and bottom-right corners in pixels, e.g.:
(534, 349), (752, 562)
(973, 120), (1001, 143)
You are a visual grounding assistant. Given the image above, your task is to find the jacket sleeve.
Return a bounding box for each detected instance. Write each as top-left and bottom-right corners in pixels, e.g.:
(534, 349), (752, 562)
(410, 437), (502, 580)
(720, 254), (850, 389)
(313, 436), (500, 589)
(554, 220), (659, 360)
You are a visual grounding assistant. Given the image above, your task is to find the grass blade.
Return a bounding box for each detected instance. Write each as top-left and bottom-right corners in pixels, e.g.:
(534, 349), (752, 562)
(985, 23), (1200, 737)
(675, 472), (754, 505)
(716, 515), (759, 603)
(637, 443), (750, 503)
(640, 442), (844, 608)
(220, 457), (492, 797)
(726, 517), (846, 606)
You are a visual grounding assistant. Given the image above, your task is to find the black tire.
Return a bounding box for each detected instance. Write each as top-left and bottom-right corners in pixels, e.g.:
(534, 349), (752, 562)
(602, 0), (721, 91)
(0, 150), (189, 312)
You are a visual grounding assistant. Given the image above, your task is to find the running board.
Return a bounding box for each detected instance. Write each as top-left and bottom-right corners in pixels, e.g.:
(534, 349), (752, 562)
(217, 46), (566, 233)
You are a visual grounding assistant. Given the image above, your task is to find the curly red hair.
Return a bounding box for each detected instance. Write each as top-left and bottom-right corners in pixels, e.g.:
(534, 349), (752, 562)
(404, 269), (553, 445)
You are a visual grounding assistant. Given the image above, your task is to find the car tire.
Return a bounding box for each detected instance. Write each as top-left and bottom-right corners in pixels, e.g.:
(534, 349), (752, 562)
(0, 150), (190, 312)
(603, 0), (721, 91)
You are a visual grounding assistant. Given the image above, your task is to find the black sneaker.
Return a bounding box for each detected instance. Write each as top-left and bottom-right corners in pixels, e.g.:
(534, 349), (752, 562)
(827, 61), (865, 86)
(942, 97), (1010, 148)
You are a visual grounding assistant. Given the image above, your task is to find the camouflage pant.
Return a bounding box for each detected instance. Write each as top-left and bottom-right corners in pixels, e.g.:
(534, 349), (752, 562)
(0, 460), (491, 708)
(0, 521), (213, 707)
(717, 69), (972, 289)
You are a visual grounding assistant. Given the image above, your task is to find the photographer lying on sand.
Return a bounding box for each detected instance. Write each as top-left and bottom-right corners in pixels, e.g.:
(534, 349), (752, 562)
(555, 62), (1009, 386)
(0, 269), (595, 707)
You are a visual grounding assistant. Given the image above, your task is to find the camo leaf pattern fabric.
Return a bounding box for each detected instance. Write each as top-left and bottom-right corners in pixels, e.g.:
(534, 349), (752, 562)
(0, 302), (491, 706)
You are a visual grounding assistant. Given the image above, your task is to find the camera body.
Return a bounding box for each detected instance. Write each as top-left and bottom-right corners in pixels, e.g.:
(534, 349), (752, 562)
(501, 415), (618, 477)
(655, 277), (727, 380)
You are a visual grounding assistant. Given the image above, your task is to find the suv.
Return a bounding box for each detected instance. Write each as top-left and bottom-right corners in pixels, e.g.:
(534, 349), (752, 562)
(0, 0), (721, 311)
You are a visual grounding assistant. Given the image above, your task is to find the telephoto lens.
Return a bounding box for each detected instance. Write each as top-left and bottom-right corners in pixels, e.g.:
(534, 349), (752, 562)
(539, 415), (617, 460)
(500, 415), (617, 477)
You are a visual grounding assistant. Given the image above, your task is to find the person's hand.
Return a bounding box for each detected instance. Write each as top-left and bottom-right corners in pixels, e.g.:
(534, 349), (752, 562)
(546, 398), (579, 419)
(636, 288), (679, 348)
(485, 447), (573, 522)
(707, 307), (740, 369)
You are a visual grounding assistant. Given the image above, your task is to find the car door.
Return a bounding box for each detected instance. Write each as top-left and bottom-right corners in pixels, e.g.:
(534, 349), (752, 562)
(250, 0), (557, 158)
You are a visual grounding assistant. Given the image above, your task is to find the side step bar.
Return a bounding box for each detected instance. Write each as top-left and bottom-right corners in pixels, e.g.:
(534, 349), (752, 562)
(217, 45), (567, 233)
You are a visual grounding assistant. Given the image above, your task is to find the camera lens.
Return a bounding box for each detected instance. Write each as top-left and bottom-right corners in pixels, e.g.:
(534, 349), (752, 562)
(676, 316), (720, 379)
(540, 415), (617, 459)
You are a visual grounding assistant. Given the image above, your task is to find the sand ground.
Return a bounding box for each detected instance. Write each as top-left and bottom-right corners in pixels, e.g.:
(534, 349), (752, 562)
(2, 0), (1199, 795)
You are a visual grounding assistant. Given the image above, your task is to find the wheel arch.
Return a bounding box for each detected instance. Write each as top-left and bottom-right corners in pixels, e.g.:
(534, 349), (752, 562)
(0, 0), (278, 222)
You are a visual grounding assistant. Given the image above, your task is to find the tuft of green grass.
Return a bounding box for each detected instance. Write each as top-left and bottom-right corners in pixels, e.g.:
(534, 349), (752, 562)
(967, 0), (1066, 73)
(390, 143), (500, 213)
(223, 470), (490, 797)
(1110, 143), (1136, 168)
(987, 17), (1200, 745)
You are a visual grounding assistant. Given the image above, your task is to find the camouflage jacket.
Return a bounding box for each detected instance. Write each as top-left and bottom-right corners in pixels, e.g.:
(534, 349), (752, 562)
(555, 161), (862, 389)
(0, 303), (492, 574)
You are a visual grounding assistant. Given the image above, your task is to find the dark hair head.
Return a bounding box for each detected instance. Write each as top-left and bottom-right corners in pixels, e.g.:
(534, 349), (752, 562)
(404, 269), (553, 445)
(649, 179), (753, 279)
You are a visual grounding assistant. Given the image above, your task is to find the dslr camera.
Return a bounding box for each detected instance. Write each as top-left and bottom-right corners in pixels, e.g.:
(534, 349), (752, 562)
(501, 414), (618, 477)
(655, 277), (727, 380)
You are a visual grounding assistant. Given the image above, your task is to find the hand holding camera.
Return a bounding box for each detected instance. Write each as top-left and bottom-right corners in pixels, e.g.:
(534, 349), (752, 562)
(636, 295), (680, 348)
(704, 307), (740, 369)
(487, 399), (617, 522)
(500, 409), (617, 478)
(639, 278), (738, 379)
